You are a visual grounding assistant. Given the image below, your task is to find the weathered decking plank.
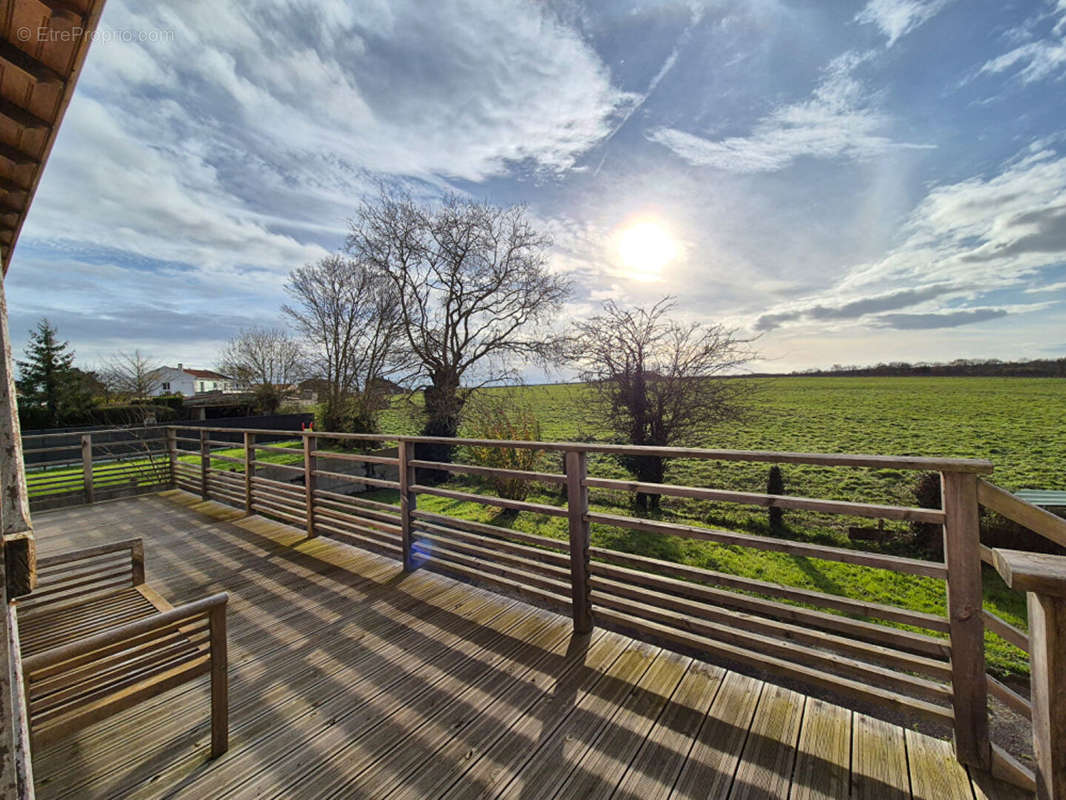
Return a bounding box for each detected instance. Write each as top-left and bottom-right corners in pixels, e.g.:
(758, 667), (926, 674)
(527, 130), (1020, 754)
(789, 698), (851, 800)
(26, 492), (999, 800)
(852, 712), (910, 800)
(612, 660), (725, 800)
(729, 684), (806, 800)
(905, 728), (973, 800)
(671, 670), (764, 799)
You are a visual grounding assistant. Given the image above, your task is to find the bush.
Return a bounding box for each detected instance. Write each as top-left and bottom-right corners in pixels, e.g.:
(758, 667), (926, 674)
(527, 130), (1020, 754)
(911, 472), (944, 558)
(461, 398), (542, 501)
(767, 465), (784, 531)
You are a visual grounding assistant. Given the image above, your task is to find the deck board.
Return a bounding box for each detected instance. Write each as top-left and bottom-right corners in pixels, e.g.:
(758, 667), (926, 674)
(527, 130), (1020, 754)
(25, 492), (1019, 799)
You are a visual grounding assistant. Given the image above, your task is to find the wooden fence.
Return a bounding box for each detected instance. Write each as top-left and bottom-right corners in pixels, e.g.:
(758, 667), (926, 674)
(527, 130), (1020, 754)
(23, 427), (173, 511)
(158, 426), (1066, 794)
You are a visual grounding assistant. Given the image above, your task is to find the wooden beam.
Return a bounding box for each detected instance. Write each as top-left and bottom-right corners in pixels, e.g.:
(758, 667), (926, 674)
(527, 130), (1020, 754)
(941, 470), (991, 769)
(398, 440), (415, 571)
(0, 41), (64, 87)
(243, 432), (254, 513)
(0, 98), (48, 132)
(565, 449), (592, 634)
(0, 142), (37, 168)
(0, 177), (27, 194)
(993, 550), (1066, 599)
(1028, 593), (1066, 800)
(38, 0), (86, 24)
(992, 548), (1066, 799)
(303, 433), (316, 537)
(0, 276), (32, 540)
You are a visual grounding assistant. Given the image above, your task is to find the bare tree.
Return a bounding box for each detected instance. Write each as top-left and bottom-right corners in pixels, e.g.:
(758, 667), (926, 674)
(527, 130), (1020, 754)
(347, 188), (570, 466)
(571, 297), (756, 510)
(282, 254), (404, 432)
(218, 326), (303, 413)
(104, 350), (160, 400)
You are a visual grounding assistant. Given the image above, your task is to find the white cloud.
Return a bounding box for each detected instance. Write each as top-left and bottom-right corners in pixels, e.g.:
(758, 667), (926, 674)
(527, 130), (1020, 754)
(647, 51), (932, 172)
(749, 143), (1066, 332)
(855, 0), (954, 47)
(11, 0), (634, 354)
(980, 1), (1066, 84)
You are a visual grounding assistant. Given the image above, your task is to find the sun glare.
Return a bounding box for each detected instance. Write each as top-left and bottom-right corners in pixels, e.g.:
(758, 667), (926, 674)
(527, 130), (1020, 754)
(616, 220), (678, 282)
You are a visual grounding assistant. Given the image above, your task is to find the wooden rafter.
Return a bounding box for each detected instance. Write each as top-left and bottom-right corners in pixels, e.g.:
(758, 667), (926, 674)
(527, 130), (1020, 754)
(0, 0), (109, 276)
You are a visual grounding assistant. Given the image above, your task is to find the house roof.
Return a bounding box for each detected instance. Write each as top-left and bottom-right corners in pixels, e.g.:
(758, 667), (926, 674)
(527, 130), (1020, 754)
(183, 368), (231, 380)
(1, 0), (110, 275)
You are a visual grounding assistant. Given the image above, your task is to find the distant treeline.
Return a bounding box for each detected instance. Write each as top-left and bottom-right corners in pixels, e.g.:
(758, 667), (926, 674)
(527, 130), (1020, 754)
(756, 357), (1066, 378)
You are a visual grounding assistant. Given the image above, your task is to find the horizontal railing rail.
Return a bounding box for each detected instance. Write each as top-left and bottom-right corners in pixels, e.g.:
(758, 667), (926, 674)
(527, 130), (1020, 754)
(23, 428), (172, 510)
(47, 422), (1066, 791)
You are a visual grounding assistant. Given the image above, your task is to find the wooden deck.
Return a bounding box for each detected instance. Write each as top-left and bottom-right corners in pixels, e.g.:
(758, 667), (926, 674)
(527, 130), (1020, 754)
(27, 491), (1024, 800)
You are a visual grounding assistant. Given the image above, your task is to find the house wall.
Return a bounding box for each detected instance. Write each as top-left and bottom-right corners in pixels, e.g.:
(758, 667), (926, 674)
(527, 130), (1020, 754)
(152, 368), (235, 396)
(152, 367), (195, 396)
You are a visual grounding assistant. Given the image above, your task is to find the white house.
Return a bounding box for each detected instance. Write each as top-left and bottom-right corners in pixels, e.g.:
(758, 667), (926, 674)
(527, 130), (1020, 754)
(152, 364), (239, 396)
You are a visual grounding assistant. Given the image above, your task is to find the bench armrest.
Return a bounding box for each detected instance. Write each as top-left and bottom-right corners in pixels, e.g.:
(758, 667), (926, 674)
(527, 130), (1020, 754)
(23, 592), (228, 673)
(19, 538), (145, 612)
(21, 592), (229, 756)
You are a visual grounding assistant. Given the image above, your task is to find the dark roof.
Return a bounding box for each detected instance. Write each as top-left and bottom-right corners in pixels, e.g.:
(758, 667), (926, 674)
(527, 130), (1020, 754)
(184, 368), (231, 380)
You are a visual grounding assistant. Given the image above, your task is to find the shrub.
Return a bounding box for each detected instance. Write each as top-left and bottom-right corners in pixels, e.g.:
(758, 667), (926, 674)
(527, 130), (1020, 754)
(767, 465), (784, 531)
(911, 472), (943, 558)
(461, 398), (542, 501)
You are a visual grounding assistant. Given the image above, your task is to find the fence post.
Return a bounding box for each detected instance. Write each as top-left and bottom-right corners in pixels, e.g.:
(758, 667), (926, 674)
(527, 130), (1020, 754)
(200, 429), (210, 501)
(398, 439), (416, 571)
(941, 470), (990, 769)
(565, 448), (593, 634)
(303, 433), (316, 537)
(244, 432), (255, 513)
(166, 427), (177, 487)
(81, 434), (94, 504)
(990, 549), (1066, 800)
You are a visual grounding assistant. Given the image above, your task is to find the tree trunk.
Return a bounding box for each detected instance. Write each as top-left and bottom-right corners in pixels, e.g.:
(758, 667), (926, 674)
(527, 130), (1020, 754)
(417, 371), (463, 483)
(634, 455), (664, 511)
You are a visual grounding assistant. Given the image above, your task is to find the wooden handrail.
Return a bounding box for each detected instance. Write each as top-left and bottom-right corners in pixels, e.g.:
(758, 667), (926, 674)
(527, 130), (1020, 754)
(167, 425), (996, 471)
(979, 480), (1066, 549)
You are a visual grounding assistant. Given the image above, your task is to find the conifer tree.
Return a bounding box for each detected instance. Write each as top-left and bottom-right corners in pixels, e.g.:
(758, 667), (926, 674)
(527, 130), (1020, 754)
(16, 319), (92, 427)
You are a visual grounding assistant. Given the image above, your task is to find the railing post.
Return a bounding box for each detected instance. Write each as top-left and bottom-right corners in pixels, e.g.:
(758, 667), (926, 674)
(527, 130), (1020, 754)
(81, 433), (94, 504)
(243, 432), (255, 513)
(565, 448), (593, 634)
(166, 427), (177, 487)
(303, 433), (316, 537)
(941, 470), (990, 769)
(398, 439), (415, 571)
(199, 429), (210, 501)
(992, 549), (1066, 800)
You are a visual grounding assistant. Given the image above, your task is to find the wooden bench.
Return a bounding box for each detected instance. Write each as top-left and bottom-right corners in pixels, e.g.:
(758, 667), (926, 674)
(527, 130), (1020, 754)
(14, 537), (229, 758)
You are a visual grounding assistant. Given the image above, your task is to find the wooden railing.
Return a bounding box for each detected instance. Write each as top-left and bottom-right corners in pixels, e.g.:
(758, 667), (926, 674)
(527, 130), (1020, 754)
(22, 427), (173, 511)
(162, 425), (1065, 791)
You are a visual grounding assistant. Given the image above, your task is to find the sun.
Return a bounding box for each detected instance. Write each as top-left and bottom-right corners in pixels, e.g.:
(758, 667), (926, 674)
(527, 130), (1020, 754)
(616, 220), (679, 282)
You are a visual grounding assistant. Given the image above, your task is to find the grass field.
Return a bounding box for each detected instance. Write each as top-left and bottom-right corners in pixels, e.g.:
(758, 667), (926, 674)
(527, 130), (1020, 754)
(375, 377), (1066, 680)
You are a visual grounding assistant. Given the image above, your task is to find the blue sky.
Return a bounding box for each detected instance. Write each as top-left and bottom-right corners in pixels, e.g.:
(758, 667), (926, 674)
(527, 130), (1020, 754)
(5, 0), (1066, 376)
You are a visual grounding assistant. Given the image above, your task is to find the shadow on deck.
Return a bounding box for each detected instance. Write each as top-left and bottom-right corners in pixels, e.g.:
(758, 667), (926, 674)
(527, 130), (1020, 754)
(29, 492), (1026, 799)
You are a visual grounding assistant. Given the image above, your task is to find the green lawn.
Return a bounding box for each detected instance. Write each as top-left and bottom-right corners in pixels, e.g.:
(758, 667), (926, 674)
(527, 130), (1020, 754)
(375, 377), (1066, 680)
